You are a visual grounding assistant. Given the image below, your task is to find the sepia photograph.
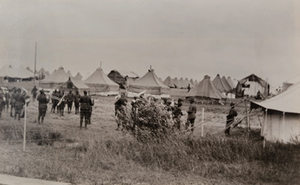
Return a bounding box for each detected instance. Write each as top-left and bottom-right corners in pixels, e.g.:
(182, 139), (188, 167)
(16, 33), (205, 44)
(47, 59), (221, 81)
(0, 0), (300, 184)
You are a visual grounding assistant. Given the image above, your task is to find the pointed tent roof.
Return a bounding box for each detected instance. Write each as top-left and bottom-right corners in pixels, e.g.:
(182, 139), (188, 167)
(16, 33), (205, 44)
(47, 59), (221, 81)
(186, 75), (226, 99)
(179, 78), (187, 88)
(172, 77), (180, 88)
(67, 70), (73, 78)
(128, 69), (170, 95)
(227, 76), (236, 89)
(240, 74), (268, 87)
(60, 77), (89, 93)
(189, 79), (195, 86)
(251, 81), (300, 114)
(85, 67), (118, 85)
(163, 76), (175, 88)
(74, 72), (83, 79)
(212, 74), (229, 93)
(40, 66), (69, 83)
(38, 68), (48, 76)
(222, 76), (233, 91)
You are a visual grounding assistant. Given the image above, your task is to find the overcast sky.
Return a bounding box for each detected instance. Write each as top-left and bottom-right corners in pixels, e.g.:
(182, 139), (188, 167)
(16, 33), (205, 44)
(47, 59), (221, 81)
(1, 0), (300, 89)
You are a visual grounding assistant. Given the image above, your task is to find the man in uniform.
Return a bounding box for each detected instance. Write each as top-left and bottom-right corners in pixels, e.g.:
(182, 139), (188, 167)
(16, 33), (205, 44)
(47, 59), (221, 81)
(66, 90), (74, 114)
(14, 88), (25, 121)
(185, 98), (197, 132)
(114, 92), (128, 130)
(79, 91), (93, 129)
(58, 90), (66, 116)
(31, 85), (38, 102)
(10, 89), (16, 117)
(51, 89), (59, 113)
(173, 102), (183, 130)
(225, 102), (238, 136)
(74, 91), (81, 114)
(0, 89), (5, 118)
(37, 89), (49, 124)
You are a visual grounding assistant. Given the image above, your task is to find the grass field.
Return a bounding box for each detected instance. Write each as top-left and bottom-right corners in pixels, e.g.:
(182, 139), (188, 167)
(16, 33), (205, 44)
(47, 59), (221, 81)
(0, 91), (300, 184)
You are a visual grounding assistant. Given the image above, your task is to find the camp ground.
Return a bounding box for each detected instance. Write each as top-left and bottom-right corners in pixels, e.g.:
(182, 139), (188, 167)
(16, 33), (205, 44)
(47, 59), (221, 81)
(1, 1), (300, 184)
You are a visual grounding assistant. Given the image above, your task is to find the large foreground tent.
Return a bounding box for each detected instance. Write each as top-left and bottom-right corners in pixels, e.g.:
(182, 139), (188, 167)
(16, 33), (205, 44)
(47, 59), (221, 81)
(186, 75), (226, 99)
(251, 81), (300, 143)
(238, 74), (269, 97)
(60, 77), (89, 94)
(128, 69), (170, 96)
(39, 67), (69, 89)
(84, 67), (119, 95)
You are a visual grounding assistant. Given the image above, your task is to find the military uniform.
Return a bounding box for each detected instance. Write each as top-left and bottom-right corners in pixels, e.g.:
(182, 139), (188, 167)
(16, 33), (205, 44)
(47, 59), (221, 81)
(74, 91), (81, 114)
(37, 91), (49, 124)
(186, 100), (197, 132)
(114, 95), (128, 129)
(79, 92), (93, 128)
(51, 90), (59, 113)
(173, 103), (183, 130)
(0, 91), (5, 118)
(225, 103), (238, 136)
(66, 91), (74, 113)
(14, 90), (25, 120)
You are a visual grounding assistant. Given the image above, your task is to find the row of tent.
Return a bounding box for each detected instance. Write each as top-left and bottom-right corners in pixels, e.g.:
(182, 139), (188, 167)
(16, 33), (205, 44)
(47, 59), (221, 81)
(0, 65), (270, 99)
(163, 74), (237, 93)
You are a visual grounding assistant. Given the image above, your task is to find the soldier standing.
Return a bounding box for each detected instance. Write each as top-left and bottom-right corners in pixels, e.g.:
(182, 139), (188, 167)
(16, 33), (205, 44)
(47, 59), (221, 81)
(79, 91), (93, 129)
(225, 102), (238, 136)
(74, 91), (81, 114)
(14, 89), (25, 121)
(185, 98), (197, 132)
(37, 90), (49, 124)
(31, 85), (38, 102)
(173, 102), (183, 130)
(58, 90), (66, 116)
(10, 89), (16, 117)
(51, 89), (58, 113)
(114, 92), (128, 130)
(66, 90), (74, 114)
(0, 90), (5, 118)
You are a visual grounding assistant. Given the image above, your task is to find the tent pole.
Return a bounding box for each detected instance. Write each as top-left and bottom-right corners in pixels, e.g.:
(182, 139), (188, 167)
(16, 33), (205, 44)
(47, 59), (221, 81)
(34, 42), (37, 85)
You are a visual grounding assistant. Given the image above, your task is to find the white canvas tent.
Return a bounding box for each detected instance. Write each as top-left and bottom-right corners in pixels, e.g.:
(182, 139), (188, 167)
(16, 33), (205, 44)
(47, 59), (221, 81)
(163, 76), (175, 88)
(0, 65), (35, 79)
(186, 75), (226, 100)
(60, 77), (89, 94)
(251, 81), (300, 143)
(128, 69), (170, 97)
(39, 67), (69, 89)
(84, 67), (119, 95)
(239, 74), (269, 97)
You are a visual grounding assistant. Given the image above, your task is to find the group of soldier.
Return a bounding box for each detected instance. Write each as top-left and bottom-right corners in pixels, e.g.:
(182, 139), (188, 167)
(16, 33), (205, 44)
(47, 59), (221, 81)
(114, 93), (198, 132)
(49, 89), (93, 128)
(0, 87), (29, 120)
(50, 90), (81, 116)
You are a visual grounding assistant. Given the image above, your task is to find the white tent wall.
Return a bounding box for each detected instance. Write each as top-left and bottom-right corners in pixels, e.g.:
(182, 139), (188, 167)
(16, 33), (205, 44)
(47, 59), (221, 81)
(243, 81), (266, 97)
(262, 110), (300, 143)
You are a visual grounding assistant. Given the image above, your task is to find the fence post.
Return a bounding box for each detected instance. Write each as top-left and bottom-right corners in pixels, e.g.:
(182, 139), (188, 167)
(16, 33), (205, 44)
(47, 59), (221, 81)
(23, 104), (27, 152)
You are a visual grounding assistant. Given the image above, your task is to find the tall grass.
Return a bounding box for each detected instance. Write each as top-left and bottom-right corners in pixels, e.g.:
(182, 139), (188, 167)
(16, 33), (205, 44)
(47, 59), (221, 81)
(1, 120), (299, 184)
